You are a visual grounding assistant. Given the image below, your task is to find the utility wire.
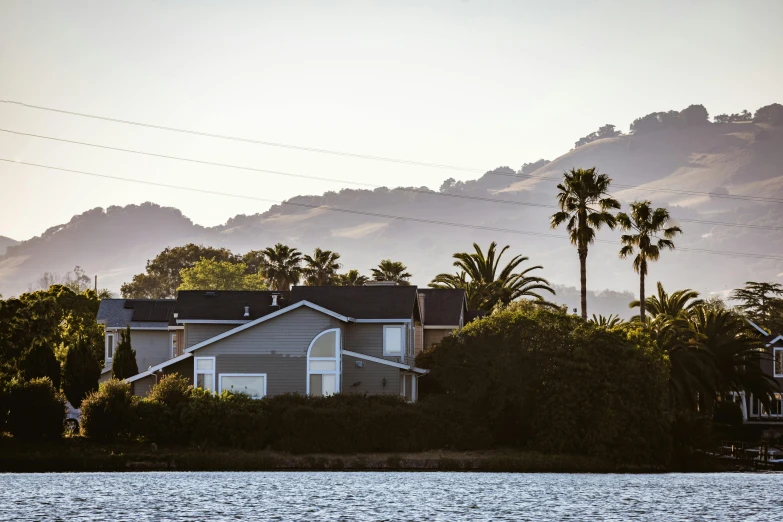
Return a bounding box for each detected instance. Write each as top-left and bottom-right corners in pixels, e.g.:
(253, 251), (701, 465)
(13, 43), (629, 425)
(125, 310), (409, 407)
(2, 128), (782, 232)
(4, 157), (783, 262)
(2, 99), (782, 203)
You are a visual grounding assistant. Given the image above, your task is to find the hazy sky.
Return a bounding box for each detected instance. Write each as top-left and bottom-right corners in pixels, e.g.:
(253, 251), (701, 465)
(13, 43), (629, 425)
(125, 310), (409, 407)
(1, 0), (781, 240)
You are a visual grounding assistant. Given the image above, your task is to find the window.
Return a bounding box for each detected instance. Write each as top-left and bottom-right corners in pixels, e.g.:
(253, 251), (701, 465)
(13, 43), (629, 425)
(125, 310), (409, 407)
(220, 374), (266, 399)
(194, 357), (215, 392)
(307, 329), (340, 396)
(171, 333), (178, 358)
(774, 348), (783, 377)
(106, 333), (114, 361)
(383, 325), (404, 356)
(770, 394), (783, 417)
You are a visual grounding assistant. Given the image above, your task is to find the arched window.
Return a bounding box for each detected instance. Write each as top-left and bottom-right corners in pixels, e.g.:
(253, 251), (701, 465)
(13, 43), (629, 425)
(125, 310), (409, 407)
(307, 328), (341, 396)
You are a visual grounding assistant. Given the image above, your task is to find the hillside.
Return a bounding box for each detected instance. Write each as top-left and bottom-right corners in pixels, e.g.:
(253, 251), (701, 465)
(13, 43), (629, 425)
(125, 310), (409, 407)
(1, 119), (782, 315)
(0, 236), (18, 257)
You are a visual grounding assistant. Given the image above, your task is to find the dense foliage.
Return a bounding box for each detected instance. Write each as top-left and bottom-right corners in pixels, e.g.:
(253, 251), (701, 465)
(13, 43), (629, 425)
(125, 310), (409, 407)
(630, 104), (709, 133)
(574, 123), (622, 148)
(111, 327), (138, 381)
(178, 259), (267, 291)
(80, 379), (135, 442)
(6, 377), (65, 441)
(62, 336), (102, 408)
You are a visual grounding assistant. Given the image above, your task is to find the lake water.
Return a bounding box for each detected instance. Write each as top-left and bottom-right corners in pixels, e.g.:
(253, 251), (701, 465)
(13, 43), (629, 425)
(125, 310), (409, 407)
(0, 471), (781, 521)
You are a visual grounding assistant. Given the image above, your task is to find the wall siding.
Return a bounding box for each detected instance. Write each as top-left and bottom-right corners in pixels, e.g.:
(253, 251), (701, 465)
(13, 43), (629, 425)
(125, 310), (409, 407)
(132, 375), (156, 397)
(424, 328), (453, 349)
(216, 354), (307, 396)
(343, 323), (410, 364)
(185, 324), (237, 348)
(342, 354), (400, 396)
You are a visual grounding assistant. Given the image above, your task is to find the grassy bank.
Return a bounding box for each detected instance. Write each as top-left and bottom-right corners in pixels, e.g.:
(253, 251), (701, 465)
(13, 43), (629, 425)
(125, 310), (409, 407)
(0, 436), (658, 473)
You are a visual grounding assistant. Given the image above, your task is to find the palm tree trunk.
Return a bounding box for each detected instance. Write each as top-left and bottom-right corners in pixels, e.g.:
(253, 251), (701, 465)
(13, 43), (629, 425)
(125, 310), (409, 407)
(639, 272), (646, 322)
(579, 248), (587, 320)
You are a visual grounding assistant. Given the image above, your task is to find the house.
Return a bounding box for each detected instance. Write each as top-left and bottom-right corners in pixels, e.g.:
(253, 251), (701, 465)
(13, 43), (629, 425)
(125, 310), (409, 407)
(730, 321), (783, 425)
(96, 299), (176, 382)
(120, 285), (473, 400)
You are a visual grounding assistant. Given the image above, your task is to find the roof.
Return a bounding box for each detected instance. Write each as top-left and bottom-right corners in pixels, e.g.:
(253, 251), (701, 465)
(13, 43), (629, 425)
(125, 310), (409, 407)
(174, 290), (291, 322)
(766, 334), (783, 347)
(465, 309), (486, 323)
(290, 285), (420, 320)
(97, 299), (174, 329)
(417, 288), (467, 326)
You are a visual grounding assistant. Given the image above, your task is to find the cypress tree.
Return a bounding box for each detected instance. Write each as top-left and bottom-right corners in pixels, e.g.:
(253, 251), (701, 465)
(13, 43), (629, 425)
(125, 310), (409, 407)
(62, 336), (102, 408)
(21, 341), (61, 389)
(111, 326), (139, 380)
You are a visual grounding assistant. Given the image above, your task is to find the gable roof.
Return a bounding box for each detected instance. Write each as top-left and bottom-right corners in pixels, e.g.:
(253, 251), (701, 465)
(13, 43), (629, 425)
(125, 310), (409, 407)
(97, 299), (174, 329)
(174, 290), (291, 322)
(290, 285), (420, 320)
(417, 288), (466, 326)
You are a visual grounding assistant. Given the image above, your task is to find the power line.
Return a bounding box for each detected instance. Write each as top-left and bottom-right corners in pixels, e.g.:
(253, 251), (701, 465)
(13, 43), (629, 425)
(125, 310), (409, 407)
(2, 127), (782, 232)
(3, 99), (782, 204)
(4, 157), (783, 262)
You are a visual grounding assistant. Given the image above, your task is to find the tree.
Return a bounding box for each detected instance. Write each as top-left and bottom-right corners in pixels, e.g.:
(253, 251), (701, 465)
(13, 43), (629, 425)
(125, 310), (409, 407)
(121, 244), (238, 298)
(550, 168), (620, 319)
(753, 103), (783, 125)
(371, 260), (412, 285)
(262, 243), (303, 291)
(20, 341), (61, 389)
(680, 104), (710, 126)
(302, 248), (342, 286)
(62, 336), (102, 408)
(617, 202), (681, 323)
(730, 281), (783, 333)
(178, 259), (267, 291)
(111, 326), (138, 380)
(630, 282), (702, 320)
(241, 250), (268, 276)
(589, 314), (624, 327)
(429, 242), (554, 311)
(337, 269), (369, 287)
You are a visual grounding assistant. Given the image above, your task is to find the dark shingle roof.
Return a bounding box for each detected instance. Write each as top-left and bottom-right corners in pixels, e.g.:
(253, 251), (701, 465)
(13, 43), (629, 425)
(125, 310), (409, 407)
(125, 300), (175, 322)
(417, 288), (466, 325)
(290, 285), (419, 320)
(174, 290), (291, 321)
(97, 299), (174, 328)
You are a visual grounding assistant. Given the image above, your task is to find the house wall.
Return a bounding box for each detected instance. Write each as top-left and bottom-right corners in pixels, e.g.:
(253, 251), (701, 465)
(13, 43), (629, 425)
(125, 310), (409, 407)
(129, 330), (172, 371)
(216, 354), (307, 396)
(342, 354), (400, 395)
(343, 322), (412, 364)
(132, 375), (156, 397)
(185, 323), (238, 348)
(424, 328), (454, 349)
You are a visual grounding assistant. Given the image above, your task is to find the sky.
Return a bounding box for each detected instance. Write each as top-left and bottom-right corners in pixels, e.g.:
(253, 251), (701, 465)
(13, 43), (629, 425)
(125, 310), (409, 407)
(1, 0), (782, 241)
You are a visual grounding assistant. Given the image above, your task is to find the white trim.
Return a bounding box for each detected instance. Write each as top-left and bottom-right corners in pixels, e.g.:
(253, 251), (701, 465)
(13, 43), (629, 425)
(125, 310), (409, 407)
(767, 335), (783, 347)
(747, 319), (770, 336)
(177, 319), (250, 325)
(194, 356), (216, 392)
(423, 325), (459, 330)
(104, 326), (170, 331)
(170, 332), (178, 359)
(219, 373), (267, 399)
(354, 318), (412, 323)
(383, 324), (405, 357)
(183, 301), (351, 354)
(125, 352), (193, 383)
(168, 326), (185, 331)
(729, 391), (747, 421)
(342, 350), (429, 374)
(306, 328), (341, 396)
(105, 333), (114, 361)
(774, 347), (783, 378)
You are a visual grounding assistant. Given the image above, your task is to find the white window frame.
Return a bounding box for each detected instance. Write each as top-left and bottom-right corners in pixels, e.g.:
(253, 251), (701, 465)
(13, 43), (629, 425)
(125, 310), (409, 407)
(219, 373), (267, 399)
(383, 325), (405, 357)
(770, 393), (783, 417)
(106, 333), (115, 361)
(171, 333), (178, 358)
(306, 328), (341, 396)
(774, 348), (783, 378)
(194, 356), (216, 392)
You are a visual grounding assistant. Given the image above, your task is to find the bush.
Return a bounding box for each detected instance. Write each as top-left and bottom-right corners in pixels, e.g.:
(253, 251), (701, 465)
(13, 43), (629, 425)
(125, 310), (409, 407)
(20, 341), (61, 389)
(147, 374), (192, 408)
(0, 372), (12, 433)
(80, 379), (134, 441)
(62, 336), (102, 408)
(6, 377), (65, 440)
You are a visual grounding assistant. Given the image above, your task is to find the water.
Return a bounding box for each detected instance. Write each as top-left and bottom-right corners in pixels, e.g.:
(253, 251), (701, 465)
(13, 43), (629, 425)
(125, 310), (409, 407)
(0, 471), (781, 521)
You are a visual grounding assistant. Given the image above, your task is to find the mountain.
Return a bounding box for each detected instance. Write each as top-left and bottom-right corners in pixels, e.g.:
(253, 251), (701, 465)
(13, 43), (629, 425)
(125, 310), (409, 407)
(0, 236), (19, 257)
(2, 115), (782, 316)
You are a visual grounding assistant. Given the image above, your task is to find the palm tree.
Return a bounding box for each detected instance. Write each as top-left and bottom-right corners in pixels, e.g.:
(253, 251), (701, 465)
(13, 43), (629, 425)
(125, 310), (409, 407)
(629, 282), (702, 320)
(337, 269), (369, 286)
(371, 260), (412, 285)
(589, 314), (624, 327)
(302, 248), (342, 286)
(550, 167), (620, 320)
(617, 201), (682, 322)
(262, 243), (303, 290)
(429, 242), (555, 311)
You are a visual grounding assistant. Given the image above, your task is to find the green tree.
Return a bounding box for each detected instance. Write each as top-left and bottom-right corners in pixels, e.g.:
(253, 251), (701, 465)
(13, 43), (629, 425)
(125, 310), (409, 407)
(617, 201), (682, 322)
(589, 314), (624, 327)
(337, 269), (369, 286)
(241, 250), (268, 276)
(121, 244), (238, 298)
(371, 260), (412, 285)
(730, 281), (783, 333)
(302, 248), (342, 286)
(20, 341), (61, 389)
(550, 167), (620, 319)
(630, 282), (702, 321)
(429, 242), (554, 311)
(178, 259), (267, 291)
(262, 243), (303, 291)
(62, 336), (102, 408)
(111, 326), (138, 380)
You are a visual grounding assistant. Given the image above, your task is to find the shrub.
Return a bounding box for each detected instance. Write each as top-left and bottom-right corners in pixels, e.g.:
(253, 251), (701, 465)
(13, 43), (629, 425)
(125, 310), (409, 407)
(62, 336), (102, 408)
(6, 377), (65, 440)
(80, 379), (134, 441)
(0, 372), (12, 433)
(147, 374), (192, 408)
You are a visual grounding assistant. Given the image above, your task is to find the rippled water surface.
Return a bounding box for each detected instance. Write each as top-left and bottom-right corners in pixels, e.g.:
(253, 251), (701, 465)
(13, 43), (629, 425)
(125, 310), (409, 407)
(0, 471), (781, 521)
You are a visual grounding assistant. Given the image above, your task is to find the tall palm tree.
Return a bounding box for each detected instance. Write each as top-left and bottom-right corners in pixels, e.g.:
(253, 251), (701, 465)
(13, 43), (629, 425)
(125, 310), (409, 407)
(430, 242), (555, 311)
(550, 167), (620, 320)
(302, 248), (342, 286)
(617, 201), (682, 322)
(337, 269), (369, 287)
(371, 260), (412, 285)
(262, 243), (303, 291)
(629, 282), (702, 320)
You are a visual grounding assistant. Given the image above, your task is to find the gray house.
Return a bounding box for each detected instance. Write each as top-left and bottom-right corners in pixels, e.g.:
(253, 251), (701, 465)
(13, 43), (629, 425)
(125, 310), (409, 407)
(124, 286), (470, 401)
(731, 321), (783, 424)
(96, 299), (176, 382)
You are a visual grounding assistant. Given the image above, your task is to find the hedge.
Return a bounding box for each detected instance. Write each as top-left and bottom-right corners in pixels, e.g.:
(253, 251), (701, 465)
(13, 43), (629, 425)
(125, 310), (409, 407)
(6, 377), (65, 440)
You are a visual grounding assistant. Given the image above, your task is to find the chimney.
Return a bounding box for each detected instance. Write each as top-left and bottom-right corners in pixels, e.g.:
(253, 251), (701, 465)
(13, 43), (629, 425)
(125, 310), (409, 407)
(244, 306), (250, 318)
(270, 294), (280, 307)
(418, 292), (426, 324)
